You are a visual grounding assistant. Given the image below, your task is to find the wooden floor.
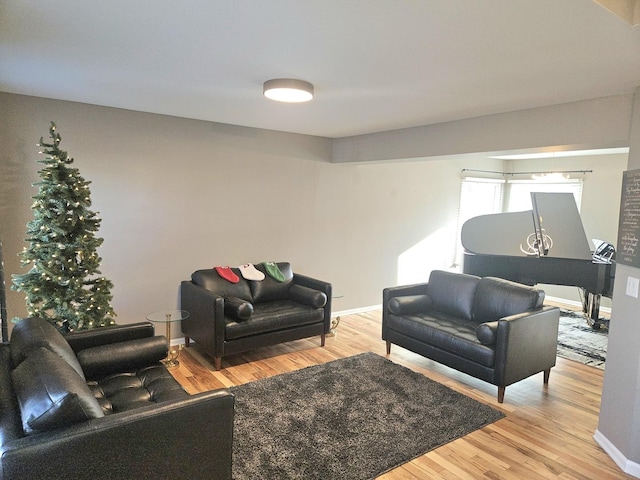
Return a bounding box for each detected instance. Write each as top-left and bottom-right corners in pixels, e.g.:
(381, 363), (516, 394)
(170, 310), (633, 479)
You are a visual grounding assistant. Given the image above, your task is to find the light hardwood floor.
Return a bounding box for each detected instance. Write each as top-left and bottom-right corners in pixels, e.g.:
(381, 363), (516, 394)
(170, 310), (633, 479)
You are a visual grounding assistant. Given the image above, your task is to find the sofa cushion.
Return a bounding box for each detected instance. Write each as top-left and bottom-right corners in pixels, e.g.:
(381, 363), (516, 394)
(425, 270), (480, 321)
(192, 268), (253, 301)
(10, 317), (85, 379)
(87, 365), (188, 414)
(387, 294), (433, 315)
(249, 262), (294, 303)
(472, 277), (544, 323)
(11, 347), (104, 435)
(289, 285), (327, 308)
(76, 336), (169, 380)
(225, 300), (323, 340)
(386, 312), (495, 367)
(224, 296), (254, 321)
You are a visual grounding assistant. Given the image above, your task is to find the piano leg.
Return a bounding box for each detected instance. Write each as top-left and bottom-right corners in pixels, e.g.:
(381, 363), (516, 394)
(591, 294), (601, 323)
(580, 289), (605, 330)
(580, 287), (591, 317)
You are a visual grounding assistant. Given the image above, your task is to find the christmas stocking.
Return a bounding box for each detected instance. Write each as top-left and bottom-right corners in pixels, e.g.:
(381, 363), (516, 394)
(263, 262), (286, 282)
(238, 263), (265, 281)
(215, 266), (240, 283)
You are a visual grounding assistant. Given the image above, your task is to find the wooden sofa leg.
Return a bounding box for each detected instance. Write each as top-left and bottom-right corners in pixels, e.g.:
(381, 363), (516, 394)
(386, 341), (391, 355)
(498, 386), (505, 403)
(215, 357), (222, 371)
(321, 332), (326, 347)
(184, 336), (190, 347)
(543, 368), (551, 384)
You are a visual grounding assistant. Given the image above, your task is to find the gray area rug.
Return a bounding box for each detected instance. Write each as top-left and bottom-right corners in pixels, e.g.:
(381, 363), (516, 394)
(230, 352), (504, 480)
(557, 310), (608, 369)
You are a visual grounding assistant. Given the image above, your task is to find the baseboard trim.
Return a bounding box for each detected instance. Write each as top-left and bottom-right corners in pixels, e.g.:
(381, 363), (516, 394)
(546, 295), (612, 314)
(594, 429), (640, 478)
(333, 304), (381, 317)
(340, 297), (613, 316)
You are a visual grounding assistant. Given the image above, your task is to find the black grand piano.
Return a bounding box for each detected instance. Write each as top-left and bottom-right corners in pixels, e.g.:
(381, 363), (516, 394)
(462, 192), (615, 329)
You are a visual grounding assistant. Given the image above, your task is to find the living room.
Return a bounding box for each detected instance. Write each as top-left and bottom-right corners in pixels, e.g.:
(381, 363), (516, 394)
(2, 1), (640, 478)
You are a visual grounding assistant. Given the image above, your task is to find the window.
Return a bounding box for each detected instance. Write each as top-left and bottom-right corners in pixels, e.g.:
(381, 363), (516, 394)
(507, 178), (583, 213)
(452, 177), (504, 268)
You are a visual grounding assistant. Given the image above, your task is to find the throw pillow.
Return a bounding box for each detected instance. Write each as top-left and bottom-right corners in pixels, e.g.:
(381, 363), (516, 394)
(224, 296), (254, 320)
(10, 316), (85, 379)
(12, 347), (104, 435)
(289, 284), (327, 308)
(387, 295), (433, 315)
(475, 321), (499, 346)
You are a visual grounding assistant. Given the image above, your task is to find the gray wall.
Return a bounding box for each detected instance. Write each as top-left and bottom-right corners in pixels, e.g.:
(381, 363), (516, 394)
(1, 92), (632, 330)
(596, 88), (640, 475)
(333, 94), (633, 163)
(1, 92), (493, 334)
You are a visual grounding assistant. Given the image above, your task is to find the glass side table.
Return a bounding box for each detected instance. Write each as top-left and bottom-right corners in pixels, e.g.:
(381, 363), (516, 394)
(327, 292), (344, 338)
(146, 309), (189, 369)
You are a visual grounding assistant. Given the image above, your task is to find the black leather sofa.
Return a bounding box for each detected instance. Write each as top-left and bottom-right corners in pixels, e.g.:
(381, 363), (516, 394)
(383, 270), (560, 403)
(181, 262), (332, 370)
(0, 317), (234, 480)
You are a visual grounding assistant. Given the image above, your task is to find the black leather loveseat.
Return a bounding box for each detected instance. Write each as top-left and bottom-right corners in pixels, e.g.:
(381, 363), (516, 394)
(181, 262), (332, 370)
(383, 270), (560, 403)
(0, 317), (234, 480)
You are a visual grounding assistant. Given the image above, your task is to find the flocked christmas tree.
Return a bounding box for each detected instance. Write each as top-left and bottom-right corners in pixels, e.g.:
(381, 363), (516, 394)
(12, 122), (116, 332)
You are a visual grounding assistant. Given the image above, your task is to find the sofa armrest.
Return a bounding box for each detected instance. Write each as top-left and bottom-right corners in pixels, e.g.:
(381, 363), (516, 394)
(292, 273), (332, 297)
(292, 273), (332, 333)
(180, 281), (226, 354)
(76, 336), (169, 379)
(0, 388), (235, 480)
(64, 322), (155, 353)
(382, 283), (430, 340)
(494, 306), (560, 386)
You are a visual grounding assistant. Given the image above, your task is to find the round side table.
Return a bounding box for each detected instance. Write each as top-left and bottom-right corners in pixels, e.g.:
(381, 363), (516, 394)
(327, 292), (344, 338)
(146, 309), (190, 369)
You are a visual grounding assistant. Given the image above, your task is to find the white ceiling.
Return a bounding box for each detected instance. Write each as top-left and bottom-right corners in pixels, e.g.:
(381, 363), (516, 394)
(1, 1), (640, 139)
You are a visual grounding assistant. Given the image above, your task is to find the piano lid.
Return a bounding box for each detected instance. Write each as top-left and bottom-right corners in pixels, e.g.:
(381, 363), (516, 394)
(461, 192), (593, 260)
(461, 210), (535, 256)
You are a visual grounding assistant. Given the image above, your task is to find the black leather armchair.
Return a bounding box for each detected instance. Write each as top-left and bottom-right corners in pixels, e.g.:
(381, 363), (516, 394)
(0, 317), (234, 480)
(383, 270), (560, 403)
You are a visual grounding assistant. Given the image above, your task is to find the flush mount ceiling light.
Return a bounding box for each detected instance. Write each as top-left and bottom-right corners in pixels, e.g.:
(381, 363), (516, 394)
(263, 78), (314, 103)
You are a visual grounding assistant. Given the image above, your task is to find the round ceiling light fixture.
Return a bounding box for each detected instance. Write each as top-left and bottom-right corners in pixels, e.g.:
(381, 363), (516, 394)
(263, 78), (314, 103)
